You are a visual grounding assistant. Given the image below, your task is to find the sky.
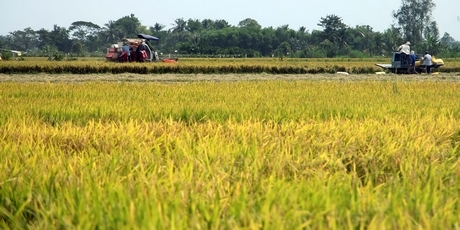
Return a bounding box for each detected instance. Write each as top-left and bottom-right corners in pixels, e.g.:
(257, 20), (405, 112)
(1, 0), (459, 41)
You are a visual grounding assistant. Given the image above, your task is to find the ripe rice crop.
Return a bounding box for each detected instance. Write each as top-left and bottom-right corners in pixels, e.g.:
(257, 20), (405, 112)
(1, 57), (460, 74)
(1, 80), (460, 229)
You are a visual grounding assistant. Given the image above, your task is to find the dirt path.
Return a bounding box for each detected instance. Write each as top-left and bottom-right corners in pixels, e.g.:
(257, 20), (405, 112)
(1, 73), (460, 83)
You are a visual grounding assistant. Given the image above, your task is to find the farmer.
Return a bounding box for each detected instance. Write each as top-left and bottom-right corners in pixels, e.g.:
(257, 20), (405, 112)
(136, 40), (146, 62)
(422, 51), (433, 74)
(409, 50), (416, 73)
(122, 42), (131, 62)
(397, 41), (411, 71)
(397, 41), (411, 54)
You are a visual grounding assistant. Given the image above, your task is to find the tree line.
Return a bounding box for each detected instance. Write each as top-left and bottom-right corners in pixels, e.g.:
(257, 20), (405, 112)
(1, 0), (459, 58)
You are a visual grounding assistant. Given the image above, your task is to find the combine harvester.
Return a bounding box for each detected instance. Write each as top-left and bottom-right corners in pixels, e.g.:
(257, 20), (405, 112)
(106, 34), (160, 62)
(375, 52), (444, 74)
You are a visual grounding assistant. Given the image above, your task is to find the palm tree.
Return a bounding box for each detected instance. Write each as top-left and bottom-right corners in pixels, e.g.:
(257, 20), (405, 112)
(171, 18), (186, 33)
(151, 23), (165, 33)
(104, 20), (120, 44)
(298, 26), (307, 34)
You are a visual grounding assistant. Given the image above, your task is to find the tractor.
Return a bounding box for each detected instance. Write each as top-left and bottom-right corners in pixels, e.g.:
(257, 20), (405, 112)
(375, 52), (444, 74)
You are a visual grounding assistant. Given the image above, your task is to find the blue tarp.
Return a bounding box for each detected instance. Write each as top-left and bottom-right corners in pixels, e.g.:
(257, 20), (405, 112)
(137, 34), (159, 41)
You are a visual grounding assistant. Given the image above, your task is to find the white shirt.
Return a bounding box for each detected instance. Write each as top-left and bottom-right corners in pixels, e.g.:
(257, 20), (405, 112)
(423, 54), (432, 66)
(398, 44), (410, 54)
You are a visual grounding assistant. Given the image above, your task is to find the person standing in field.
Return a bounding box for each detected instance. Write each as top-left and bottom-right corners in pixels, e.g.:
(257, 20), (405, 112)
(122, 42), (131, 62)
(397, 41), (411, 72)
(422, 51), (433, 74)
(409, 50), (416, 73)
(136, 41), (146, 62)
(397, 41), (411, 54)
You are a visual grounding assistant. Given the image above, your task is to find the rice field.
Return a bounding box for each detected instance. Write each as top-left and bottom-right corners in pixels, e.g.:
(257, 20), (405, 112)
(1, 57), (460, 74)
(1, 74), (460, 229)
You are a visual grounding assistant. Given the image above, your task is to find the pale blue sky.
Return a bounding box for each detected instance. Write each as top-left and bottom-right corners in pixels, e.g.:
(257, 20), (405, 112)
(1, 0), (459, 40)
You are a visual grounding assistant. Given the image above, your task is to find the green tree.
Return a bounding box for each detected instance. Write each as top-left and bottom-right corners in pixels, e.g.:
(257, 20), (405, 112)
(298, 26), (307, 34)
(50, 25), (72, 52)
(71, 40), (85, 55)
(69, 21), (101, 42)
(291, 27), (311, 57)
(424, 21), (439, 39)
(103, 20), (121, 44)
(151, 23), (165, 33)
(238, 18), (261, 30)
(317, 15), (347, 57)
(9, 27), (38, 51)
(0, 36), (6, 49)
(172, 18), (187, 33)
(371, 32), (387, 56)
(440, 32), (456, 47)
(148, 23), (167, 51)
(0, 50), (14, 60)
(201, 19), (215, 30)
(36, 28), (54, 50)
(275, 25), (290, 44)
(259, 27), (276, 56)
(115, 14), (142, 38)
(68, 21), (102, 52)
(392, 0), (436, 46)
(236, 18), (263, 56)
(348, 25), (376, 56)
(186, 19), (203, 33)
(420, 21), (441, 54)
(319, 39), (336, 57)
(381, 26), (402, 55)
(277, 41), (291, 57)
(214, 20), (230, 30)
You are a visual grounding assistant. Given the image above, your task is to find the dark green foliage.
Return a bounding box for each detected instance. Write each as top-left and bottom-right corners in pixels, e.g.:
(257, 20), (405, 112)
(1, 11), (459, 59)
(393, 0), (437, 48)
(0, 51), (13, 60)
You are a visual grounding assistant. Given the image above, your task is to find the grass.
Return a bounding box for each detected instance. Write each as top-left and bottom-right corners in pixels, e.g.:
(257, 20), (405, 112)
(1, 80), (460, 229)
